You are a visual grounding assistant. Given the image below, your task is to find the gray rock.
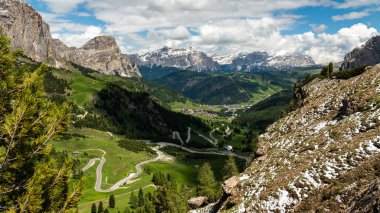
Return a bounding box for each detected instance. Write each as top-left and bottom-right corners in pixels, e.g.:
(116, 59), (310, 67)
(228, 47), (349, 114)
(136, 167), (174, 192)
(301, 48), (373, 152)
(54, 36), (141, 77)
(129, 46), (220, 71)
(340, 35), (380, 70)
(0, 0), (140, 78)
(0, 0), (56, 63)
(188, 196), (208, 209)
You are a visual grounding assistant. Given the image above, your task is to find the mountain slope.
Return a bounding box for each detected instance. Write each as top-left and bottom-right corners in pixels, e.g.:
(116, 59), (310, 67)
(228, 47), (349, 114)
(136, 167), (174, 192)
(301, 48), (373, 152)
(214, 52), (317, 72)
(0, 0), (140, 78)
(0, 0), (56, 63)
(152, 71), (305, 105)
(215, 65), (380, 212)
(340, 35), (380, 70)
(129, 47), (219, 71)
(54, 36), (141, 77)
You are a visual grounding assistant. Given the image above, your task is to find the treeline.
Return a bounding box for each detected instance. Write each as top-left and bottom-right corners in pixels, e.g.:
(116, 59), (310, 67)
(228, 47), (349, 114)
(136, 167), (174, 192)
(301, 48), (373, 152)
(291, 63), (367, 110)
(117, 139), (156, 155)
(94, 84), (210, 145)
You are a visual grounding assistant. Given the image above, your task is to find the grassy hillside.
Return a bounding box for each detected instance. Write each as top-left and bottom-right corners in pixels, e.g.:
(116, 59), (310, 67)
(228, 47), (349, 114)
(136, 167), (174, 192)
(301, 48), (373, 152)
(233, 90), (293, 132)
(151, 70), (308, 105)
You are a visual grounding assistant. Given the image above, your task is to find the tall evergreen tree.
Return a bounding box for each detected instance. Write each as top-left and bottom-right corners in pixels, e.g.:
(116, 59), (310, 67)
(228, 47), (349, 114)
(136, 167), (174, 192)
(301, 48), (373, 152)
(197, 163), (220, 201)
(0, 34), (82, 212)
(109, 194), (116, 208)
(320, 65), (329, 77)
(129, 191), (139, 209)
(138, 188), (145, 207)
(91, 203), (97, 213)
(328, 62), (334, 77)
(223, 155), (239, 180)
(98, 201), (104, 213)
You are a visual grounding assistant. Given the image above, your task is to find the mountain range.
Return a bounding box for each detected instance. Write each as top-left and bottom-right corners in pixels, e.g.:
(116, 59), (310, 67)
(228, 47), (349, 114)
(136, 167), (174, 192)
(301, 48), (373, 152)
(130, 48), (318, 72)
(0, 0), (317, 77)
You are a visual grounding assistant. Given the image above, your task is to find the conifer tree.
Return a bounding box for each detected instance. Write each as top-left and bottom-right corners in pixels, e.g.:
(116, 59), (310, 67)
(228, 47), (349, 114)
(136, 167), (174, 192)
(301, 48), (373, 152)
(0, 34), (82, 212)
(138, 188), (145, 207)
(129, 191), (139, 209)
(223, 155), (239, 180)
(320, 65), (329, 77)
(91, 203), (97, 213)
(328, 62), (334, 77)
(98, 201), (104, 213)
(109, 194), (116, 208)
(197, 163), (220, 201)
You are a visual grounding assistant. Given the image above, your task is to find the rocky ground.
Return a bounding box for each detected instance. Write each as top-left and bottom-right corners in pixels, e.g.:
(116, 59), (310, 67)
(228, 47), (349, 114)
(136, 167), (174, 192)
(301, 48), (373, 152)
(209, 65), (380, 212)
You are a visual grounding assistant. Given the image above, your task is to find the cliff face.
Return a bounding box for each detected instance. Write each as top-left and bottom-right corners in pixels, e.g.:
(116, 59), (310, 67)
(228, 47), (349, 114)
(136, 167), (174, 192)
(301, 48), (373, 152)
(217, 65), (380, 212)
(0, 0), (141, 78)
(129, 47), (220, 71)
(54, 36), (141, 77)
(340, 36), (380, 70)
(0, 0), (56, 63)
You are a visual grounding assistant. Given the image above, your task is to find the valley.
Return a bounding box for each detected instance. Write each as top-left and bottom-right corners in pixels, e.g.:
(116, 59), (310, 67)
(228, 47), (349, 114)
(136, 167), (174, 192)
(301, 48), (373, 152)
(1, 1), (380, 212)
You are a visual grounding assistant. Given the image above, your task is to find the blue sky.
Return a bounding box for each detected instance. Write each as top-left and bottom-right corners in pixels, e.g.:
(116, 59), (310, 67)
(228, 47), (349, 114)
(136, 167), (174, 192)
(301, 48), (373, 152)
(26, 0), (380, 63)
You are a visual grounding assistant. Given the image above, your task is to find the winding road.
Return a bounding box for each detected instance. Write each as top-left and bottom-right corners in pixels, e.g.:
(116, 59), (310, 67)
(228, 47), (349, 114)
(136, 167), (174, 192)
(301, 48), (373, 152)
(80, 136), (250, 192)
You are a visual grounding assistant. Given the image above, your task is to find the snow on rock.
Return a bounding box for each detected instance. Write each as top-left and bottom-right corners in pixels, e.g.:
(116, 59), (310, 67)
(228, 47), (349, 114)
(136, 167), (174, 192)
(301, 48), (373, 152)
(219, 65), (380, 212)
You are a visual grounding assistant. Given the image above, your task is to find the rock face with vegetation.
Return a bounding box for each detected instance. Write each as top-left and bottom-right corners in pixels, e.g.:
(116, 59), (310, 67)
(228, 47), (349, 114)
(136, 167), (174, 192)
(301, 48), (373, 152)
(340, 35), (380, 70)
(0, 0), (141, 78)
(217, 65), (380, 212)
(0, 0), (56, 63)
(54, 36), (141, 78)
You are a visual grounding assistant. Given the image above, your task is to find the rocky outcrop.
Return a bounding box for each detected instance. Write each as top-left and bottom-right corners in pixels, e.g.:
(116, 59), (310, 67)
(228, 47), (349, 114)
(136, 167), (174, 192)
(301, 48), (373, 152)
(129, 47), (220, 71)
(54, 36), (141, 77)
(340, 35), (380, 70)
(0, 0), (140, 78)
(0, 0), (56, 63)
(188, 196), (208, 209)
(216, 65), (380, 212)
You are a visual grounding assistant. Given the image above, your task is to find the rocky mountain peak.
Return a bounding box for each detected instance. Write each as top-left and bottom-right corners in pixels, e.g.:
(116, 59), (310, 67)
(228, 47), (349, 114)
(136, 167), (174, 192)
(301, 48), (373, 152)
(54, 36), (141, 78)
(0, 0), (140, 78)
(81, 35), (119, 51)
(0, 0), (56, 63)
(340, 35), (380, 70)
(129, 46), (220, 71)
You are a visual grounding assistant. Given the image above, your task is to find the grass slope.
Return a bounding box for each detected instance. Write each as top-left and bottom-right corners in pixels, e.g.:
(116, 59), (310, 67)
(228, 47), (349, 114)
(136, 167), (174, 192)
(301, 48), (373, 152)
(151, 70), (306, 105)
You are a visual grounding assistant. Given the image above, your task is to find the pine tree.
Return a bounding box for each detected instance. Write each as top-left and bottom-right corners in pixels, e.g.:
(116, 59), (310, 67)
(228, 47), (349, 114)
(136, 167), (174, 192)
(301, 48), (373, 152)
(197, 163), (220, 201)
(328, 62), (334, 76)
(98, 201), (104, 213)
(223, 155), (239, 180)
(0, 34), (82, 212)
(91, 203), (97, 213)
(138, 188), (145, 207)
(129, 191), (139, 209)
(320, 65), (329, 77)
(109, 194), (116, 208)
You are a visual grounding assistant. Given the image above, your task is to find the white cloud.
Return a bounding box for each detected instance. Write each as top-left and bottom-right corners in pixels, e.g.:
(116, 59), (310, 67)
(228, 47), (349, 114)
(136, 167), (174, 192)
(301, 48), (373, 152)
(84, 0), (326, 34)
(334, 0), (380, 9)
(159, 26), (191, 40)
(52, 25), (103, 47)
(310, 24), (328, 32)
(332, 11), (370, 21)
(41, 0), (87, 14)
(31, 0), (379, 64)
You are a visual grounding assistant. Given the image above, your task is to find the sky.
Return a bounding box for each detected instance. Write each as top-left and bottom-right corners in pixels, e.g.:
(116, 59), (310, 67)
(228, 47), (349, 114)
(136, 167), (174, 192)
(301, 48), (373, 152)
(25, 0), (380, 63)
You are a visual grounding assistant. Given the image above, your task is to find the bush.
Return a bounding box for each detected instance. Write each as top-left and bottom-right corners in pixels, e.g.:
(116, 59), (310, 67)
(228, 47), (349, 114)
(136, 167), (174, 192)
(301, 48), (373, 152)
(332, 66), (367, 79)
